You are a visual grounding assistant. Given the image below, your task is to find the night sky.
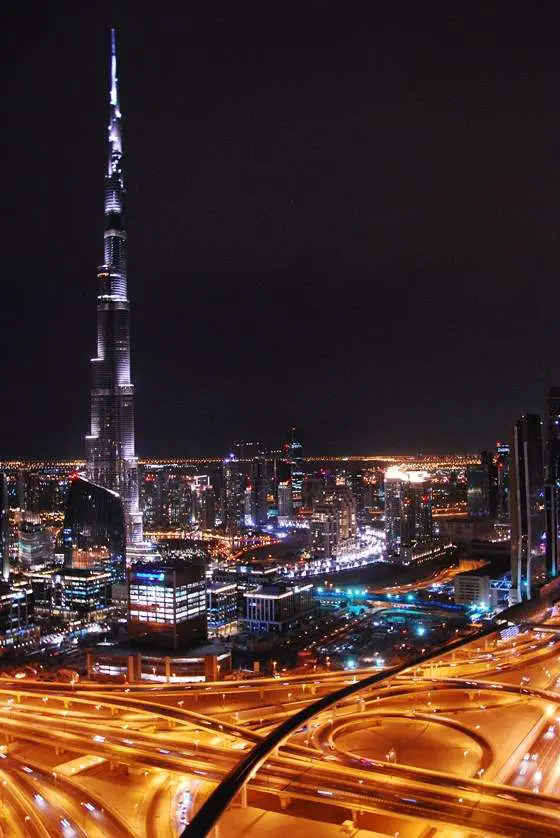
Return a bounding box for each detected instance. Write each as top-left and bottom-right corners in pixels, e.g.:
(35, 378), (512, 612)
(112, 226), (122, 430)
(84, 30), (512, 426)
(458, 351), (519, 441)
(2, 2), (560, 458)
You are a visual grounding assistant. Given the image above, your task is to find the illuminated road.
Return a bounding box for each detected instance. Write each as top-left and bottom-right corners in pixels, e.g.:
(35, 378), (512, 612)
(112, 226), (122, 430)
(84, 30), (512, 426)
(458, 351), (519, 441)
(1, 598), (560, 836)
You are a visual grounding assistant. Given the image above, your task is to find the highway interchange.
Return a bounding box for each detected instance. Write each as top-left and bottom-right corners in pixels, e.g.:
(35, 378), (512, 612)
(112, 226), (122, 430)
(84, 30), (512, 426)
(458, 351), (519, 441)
(0, 598), (559, 836)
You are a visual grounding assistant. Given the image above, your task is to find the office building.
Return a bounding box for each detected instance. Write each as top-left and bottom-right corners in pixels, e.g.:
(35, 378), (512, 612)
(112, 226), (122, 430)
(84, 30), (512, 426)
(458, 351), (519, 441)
(63, 477), (126, 584)
(466, 465), (490, 517)
(481, 450), (498, 517)
(454, 572), (495, 609)
(510, 414), (545, 602)
(0, 582), (37, 655)
(206, 582), (238, 637)
(284, 429), (304, 511)
(243, 582), (314, 633)
(32, 568), (113, 622)
(250, 452), (268, 526)
(128, 562), (207, 650)
(384, 467), (433, 560)
(309, 502), (338, 561)
(277, 480), (293, 523)
(0, 474), (9, 582)
(84, 30), (143, 545)
(18, 519), (53, 571)
(221, 454), (241, 537)
(545, 388), (560, 580)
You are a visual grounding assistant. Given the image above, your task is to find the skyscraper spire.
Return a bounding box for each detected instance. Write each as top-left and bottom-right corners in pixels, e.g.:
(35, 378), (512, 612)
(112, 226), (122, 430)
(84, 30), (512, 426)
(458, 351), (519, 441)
(85, 29), (143, 546)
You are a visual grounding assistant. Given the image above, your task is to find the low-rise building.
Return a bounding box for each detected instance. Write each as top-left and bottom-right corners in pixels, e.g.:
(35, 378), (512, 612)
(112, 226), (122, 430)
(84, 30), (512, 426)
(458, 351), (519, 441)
(243, 582), (314, 633)
(454, 572), (496, 610)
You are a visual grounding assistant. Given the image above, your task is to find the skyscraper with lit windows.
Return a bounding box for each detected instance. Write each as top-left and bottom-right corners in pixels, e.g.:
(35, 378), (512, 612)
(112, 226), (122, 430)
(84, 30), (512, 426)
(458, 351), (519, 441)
(544, 388), (560, 580)
(384, 467), (432, 560)
(85, 30), (143, 546)
(510, 414), (545, 602)
(0, 474), (9, 582)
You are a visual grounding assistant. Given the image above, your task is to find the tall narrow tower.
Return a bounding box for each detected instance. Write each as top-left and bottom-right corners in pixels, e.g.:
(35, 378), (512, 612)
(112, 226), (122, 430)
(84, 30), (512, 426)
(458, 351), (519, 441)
(85, 29), (143, 545)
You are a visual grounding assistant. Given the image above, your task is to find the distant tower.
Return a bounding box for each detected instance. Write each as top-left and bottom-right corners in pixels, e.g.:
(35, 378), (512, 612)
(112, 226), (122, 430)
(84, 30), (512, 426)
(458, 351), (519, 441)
(284, 428), (304, 511)
(510, 414), (545, 602)
(544, 388), (560, 580)
(0, 474), (9, 582)
(496, 441), (510, 520)
(85, 30), (143, 545)
(250, 450), (268, 526)
(384, 467), (432, 561)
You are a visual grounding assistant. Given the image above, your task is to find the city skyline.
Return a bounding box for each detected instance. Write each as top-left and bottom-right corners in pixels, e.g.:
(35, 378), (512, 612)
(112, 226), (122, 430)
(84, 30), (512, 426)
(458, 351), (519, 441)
(3, 4), (560, 459)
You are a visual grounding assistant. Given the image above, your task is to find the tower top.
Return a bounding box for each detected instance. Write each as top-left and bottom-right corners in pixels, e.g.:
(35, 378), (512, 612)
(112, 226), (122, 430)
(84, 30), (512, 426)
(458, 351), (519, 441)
(107, 28), (123, 181)
(110, 28), (120, 115)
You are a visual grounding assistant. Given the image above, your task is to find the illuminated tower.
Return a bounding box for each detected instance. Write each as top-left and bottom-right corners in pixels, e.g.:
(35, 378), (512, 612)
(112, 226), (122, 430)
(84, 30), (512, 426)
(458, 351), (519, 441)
(0, 474), (9, 582)
(85, 30), (143, 545)
(510, 414), (545, 602)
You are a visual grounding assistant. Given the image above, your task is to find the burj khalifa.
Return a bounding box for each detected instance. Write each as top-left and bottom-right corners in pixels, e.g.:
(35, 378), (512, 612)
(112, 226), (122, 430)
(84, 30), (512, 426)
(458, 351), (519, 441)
(85, 30), (143, 546)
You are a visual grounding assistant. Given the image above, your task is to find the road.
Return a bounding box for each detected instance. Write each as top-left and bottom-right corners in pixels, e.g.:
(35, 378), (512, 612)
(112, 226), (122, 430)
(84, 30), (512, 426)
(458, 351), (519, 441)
(0, 597), (559, 836)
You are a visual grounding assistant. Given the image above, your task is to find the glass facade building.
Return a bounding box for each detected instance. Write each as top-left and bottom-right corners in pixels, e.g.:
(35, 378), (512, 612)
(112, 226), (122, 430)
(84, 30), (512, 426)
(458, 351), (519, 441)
(18, 520), (53, 571)
(128, 562), (207, 650)
(545, 388), (560, 580)
(510, 414), (545, 602)
(384, 467), (433, 560)
(206, 582), (238, 637)
(243, 583), (314, 633)
(63, 477), (126, 584)
(0, 474), (9, 582)
(466, 465), (490, 517)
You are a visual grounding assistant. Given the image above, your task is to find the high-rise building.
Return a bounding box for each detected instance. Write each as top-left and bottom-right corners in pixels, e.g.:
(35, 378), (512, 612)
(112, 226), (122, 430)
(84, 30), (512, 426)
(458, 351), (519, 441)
(384, 467), (433, 560)
(243, 486), (255, 526)
(128, 562), (207, 650)
(221, 455), (241, 537)
(496, 441), (510, 520)
(303, 473), (324, 511)
(309, 502), (338, 561)
(480, 449), (498, 517)
(0, 474), (9, 582)
(206, 583), (238, 637)
(85, 30), (143, 546)
(510, 414), (545, 602)
(140, 469), (165, 529)
(277, 481), (293, 523)
(466, 465), (490, 517)
(63, 477), (126, 584)
(18, 519), (53, 571)
(284, 429), (304, 511)
(243, 582), (314, 633)
(194, 483), (215, 531)
(250, 453), (268, 525)
(331, 482), (357, 546)
(544, 388), (560, 580)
